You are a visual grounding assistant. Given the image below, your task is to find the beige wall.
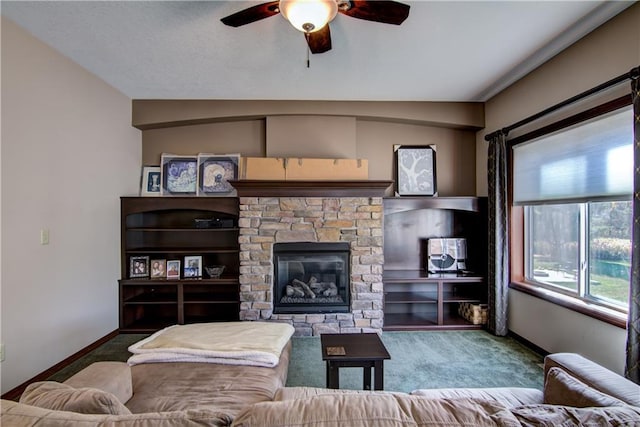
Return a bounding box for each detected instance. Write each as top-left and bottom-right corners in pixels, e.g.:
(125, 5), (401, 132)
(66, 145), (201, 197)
(477, 4), (640, 373)
(1, 17), (141, 393)
(356, 120), (476, 195)
(509, 292), (627, 373)
(266, 116), (357, 158)
(142, 120), (266, 165)
(138, 102), (481, 196)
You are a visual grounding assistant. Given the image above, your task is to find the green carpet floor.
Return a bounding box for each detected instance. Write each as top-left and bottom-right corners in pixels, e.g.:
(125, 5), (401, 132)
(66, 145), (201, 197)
(48, 330), (544, 393)
(287, 331), (544, 392)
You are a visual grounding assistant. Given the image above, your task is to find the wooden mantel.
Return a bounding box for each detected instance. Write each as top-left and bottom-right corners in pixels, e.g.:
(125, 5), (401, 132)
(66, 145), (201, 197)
(229, 180), (394, 198)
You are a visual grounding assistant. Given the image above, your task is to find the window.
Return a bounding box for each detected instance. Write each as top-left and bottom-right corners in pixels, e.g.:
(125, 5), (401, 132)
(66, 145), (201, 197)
(525, 201), (631, 309)
(515, 105), (633, 312)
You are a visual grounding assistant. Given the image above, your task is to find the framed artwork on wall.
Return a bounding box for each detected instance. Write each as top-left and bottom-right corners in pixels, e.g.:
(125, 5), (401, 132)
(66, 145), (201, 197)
(394, 145), (437, 196)
(129, 256), (150, 278)
(161, 154), (197, 196)
(140, 166), (161, 196)
(197, 154), (239, 196)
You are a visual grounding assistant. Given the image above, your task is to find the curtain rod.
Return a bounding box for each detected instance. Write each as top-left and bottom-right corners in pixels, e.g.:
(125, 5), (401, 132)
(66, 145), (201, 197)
(484, 66), (639, 142)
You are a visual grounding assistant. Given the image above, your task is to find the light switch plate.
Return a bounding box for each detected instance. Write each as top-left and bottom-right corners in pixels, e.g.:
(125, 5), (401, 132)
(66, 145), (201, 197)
(40, 228), (49, 245)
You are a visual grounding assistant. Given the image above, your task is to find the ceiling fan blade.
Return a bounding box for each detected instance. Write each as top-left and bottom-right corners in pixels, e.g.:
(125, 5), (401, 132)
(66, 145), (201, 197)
(306, 25), (332, 54)
(340, 0), (410, 25)
(220, 1), (280, 27)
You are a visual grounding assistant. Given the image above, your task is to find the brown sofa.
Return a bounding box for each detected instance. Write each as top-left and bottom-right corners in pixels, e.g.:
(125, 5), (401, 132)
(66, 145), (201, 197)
(1, 340), (292, 426)
(2, 351), (640, 426)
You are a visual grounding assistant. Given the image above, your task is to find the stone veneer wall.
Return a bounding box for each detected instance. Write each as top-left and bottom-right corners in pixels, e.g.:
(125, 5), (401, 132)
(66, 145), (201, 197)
(238, 197), (384, 336)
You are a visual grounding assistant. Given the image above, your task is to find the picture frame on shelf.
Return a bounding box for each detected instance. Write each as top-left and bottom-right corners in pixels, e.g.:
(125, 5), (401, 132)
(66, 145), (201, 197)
(161, 154), (198, 196)
(140, 166), (161, 196)
(184, 255), (202, 278)
(166, 260), (181, 279)
(394, 144), (437, 196)
(129, 256), (150, 278)
(150, 259), (166, 278)
(197, 154), (240, 196)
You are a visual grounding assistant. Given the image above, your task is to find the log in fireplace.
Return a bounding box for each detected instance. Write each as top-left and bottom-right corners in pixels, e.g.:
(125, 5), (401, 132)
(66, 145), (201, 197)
(273, 242), (350, 314)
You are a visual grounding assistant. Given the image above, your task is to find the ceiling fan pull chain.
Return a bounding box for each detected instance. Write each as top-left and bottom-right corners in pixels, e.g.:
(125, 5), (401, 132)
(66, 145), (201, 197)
(305, 32), (311, 68)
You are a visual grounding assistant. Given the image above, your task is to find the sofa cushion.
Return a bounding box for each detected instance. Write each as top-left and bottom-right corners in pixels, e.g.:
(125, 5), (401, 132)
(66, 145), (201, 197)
(232, 393), (519, 427)
(543, 367), (626, 408)
(544, 352), (640, 406)
(510, 403), (640, 426)
(275, 386), (396, 401)
(19, 381), (132, 415)
(2, 399), (233, 427)
(410, 387), (543, 408)
(64, 361), (133, 404)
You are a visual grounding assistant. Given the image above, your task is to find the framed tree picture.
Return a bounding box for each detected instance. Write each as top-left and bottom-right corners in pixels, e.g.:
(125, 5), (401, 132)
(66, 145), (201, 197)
(394, 145), (437, 196)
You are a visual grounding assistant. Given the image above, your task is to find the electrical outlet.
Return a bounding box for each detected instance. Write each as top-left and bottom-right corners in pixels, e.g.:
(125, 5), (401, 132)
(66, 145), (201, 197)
(0, 343), (5, 362)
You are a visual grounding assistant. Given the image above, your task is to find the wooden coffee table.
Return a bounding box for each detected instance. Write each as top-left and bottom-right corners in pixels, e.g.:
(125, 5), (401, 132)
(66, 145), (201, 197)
(320, 333), (391, 391)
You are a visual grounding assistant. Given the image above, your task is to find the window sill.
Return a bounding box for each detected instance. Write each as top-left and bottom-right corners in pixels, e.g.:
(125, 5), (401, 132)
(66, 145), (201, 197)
(509, 281), (627, 329)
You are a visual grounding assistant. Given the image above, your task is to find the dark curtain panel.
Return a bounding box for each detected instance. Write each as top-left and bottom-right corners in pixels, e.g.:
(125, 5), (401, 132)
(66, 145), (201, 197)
(626, 75), (640, 384)
(487, 131), (509, 336)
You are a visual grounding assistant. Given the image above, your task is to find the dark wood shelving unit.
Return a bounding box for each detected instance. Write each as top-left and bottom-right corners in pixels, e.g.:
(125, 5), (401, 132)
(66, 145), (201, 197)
(124, 248), (240, 254)
(119, 197), (240, 333)
(384, 292), (438, 303)
(383, 197), (488, 331)
(384, 313), (438, 329)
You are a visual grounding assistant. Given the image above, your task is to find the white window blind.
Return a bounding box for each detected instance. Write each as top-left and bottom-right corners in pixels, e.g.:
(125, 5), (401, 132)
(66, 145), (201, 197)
(513, 107), (633, 205)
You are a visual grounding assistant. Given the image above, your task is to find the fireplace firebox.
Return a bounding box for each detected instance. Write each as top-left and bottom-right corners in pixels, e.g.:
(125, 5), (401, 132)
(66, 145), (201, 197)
(273, 242), (350, 314)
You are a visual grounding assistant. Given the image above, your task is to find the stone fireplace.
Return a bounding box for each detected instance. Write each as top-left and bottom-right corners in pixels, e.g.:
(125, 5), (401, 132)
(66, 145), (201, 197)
(233, 180), (391, 336)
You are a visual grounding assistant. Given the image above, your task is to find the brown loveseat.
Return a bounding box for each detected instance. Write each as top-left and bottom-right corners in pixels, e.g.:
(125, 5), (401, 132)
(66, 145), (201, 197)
(2, 352), (640, 426)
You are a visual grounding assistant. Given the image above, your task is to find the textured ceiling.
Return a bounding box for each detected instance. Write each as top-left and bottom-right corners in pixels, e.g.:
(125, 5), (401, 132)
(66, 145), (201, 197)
(1, 1), (633, 101)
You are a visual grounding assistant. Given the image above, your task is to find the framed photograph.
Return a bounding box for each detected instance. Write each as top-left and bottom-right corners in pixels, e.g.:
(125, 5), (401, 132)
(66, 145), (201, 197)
(166, 260), (181, 279)
(140, 166), (161, 196)
(161, 154), (198, 196)
(197, 154), (240, 196)
(150, 259), (166, 278)
(184, 255), (202, 278)
(129, 256), (150, 278)
(394, 145), (437, 196)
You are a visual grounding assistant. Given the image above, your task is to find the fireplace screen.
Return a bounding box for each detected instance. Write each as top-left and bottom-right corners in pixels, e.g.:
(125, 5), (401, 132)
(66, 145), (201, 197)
(273, 242), (350, 314)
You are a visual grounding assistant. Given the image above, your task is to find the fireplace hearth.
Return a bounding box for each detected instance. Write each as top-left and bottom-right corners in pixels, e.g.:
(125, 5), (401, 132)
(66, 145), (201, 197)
(273, 242), (350, 314)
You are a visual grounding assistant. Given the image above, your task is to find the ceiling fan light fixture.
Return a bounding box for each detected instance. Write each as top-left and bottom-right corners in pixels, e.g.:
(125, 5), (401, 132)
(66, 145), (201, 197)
(279, 0), (338, 33)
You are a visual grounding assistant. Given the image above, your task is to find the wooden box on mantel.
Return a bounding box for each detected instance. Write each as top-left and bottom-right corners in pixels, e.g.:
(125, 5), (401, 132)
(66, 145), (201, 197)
(285, 158), (368, 180)
(240, 157), (286, 180)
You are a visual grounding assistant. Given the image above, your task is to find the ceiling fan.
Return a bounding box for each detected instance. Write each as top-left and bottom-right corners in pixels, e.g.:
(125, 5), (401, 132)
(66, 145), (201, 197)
(221, 0), (410, 54)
